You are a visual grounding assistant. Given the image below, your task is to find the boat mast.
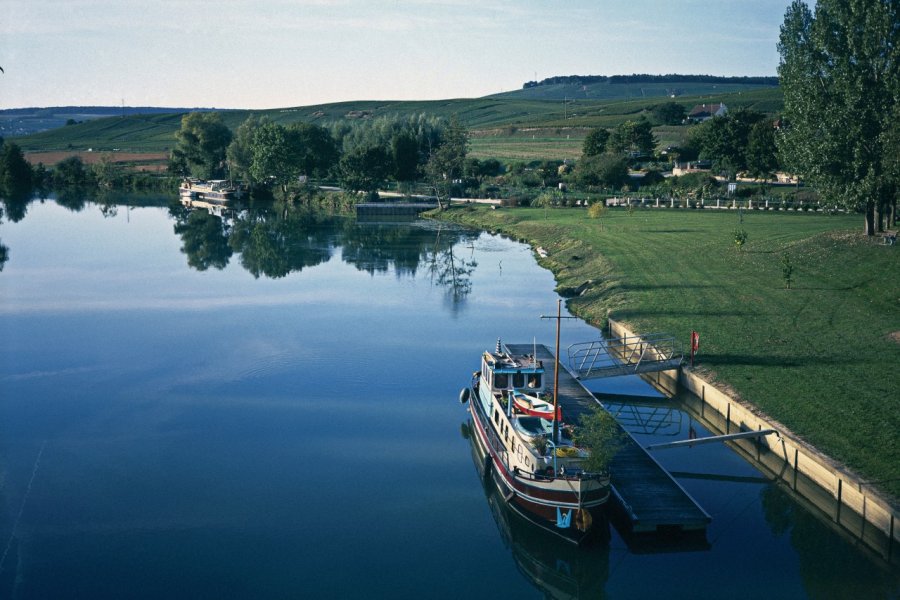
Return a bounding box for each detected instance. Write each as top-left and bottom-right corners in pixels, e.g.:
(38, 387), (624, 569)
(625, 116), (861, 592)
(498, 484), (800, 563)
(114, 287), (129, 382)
(541, 299), (576, 445)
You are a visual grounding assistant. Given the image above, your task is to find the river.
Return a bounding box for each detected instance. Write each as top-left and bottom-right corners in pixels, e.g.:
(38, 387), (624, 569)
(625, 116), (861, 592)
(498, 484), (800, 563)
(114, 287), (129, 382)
(0, 194), (897, 598)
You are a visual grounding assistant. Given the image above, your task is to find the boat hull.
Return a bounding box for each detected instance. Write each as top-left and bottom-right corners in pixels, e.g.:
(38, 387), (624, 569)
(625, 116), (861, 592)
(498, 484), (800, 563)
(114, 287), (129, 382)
(468, 385), (609, 544)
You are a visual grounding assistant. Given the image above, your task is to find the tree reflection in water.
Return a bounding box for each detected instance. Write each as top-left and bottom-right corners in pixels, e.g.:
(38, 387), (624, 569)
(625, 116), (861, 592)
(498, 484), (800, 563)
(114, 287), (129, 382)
(173, 201), (480, 303)
(426, 223), (477, 308)
(173, 210), (234, 271)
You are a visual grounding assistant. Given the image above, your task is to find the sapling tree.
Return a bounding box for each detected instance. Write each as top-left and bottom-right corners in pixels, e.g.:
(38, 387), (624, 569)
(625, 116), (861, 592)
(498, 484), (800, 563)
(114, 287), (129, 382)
(733, 227), (748, 251)
(781, 253), (794, 289)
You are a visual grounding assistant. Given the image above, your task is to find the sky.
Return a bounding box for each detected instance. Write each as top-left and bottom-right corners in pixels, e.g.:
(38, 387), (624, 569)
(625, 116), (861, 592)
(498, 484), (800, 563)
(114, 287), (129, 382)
(1, 0), (793, 110)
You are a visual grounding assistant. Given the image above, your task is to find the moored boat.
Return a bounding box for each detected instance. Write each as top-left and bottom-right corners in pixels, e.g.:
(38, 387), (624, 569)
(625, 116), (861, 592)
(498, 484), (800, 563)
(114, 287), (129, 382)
(462, 340), (612, 544)
(179, 179), (244, 203)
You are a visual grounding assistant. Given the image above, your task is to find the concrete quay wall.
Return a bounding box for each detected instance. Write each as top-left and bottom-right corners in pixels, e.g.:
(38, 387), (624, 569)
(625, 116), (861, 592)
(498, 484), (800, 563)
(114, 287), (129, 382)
(607, 318), (899, 561)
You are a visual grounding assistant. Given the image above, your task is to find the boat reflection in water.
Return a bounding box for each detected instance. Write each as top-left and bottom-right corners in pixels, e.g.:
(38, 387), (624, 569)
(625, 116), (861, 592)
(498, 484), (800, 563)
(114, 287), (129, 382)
(464, 421), (610, 599)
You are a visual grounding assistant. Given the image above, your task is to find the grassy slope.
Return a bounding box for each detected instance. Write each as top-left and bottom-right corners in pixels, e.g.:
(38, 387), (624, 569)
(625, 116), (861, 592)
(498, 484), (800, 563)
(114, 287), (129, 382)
(12, 87), (783, 158)
(438, 205), (900, 501)
(489, 80), (778, 102)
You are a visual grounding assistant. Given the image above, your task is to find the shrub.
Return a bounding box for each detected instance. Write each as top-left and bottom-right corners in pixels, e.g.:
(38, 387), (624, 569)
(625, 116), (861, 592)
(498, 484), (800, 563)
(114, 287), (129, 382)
(587, 201), (608, 219)
(733, 227), (748, 251)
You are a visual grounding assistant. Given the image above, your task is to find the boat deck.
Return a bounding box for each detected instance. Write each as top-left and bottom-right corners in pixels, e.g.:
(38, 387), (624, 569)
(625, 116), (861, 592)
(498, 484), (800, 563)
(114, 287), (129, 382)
(506, 343), (711, 535)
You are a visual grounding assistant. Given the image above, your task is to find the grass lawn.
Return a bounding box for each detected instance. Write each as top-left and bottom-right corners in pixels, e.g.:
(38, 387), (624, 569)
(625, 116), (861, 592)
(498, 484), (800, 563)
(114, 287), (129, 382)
(437, 204), (900, 500)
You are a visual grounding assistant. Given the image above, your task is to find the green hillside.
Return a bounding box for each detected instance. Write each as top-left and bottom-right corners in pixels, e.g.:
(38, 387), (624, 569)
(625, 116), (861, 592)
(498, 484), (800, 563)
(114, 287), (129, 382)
(491, 80), (778, 102)
(11, 86), (783, 157)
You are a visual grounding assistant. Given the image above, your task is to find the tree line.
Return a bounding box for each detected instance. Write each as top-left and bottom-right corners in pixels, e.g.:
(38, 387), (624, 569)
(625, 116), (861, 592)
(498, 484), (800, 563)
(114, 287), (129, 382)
(523, 74), (779, 89)
(169, 112), (470, 210)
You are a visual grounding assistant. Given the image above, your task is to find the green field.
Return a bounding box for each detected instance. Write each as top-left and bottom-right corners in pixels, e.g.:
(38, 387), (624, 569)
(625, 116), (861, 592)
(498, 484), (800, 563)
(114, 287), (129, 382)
(11, 86), (783, 160)
(437, 205), (900, 501)
(469, 129), (586, 162)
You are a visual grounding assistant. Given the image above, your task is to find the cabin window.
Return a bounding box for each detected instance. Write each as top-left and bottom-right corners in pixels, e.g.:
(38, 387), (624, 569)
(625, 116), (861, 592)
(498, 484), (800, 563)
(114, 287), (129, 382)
(528, 374), (541, 388)
(493, 373), (509, 389)
(512, 373), (525, 388)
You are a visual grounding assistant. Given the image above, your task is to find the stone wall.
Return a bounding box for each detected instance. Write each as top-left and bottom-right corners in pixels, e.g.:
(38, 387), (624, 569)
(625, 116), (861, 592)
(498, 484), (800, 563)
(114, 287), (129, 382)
(608, 318), (899, 560)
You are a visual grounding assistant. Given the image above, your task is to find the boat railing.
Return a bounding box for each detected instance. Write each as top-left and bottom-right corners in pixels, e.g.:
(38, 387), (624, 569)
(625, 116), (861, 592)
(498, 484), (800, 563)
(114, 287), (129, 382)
(470, 386), (509, 467)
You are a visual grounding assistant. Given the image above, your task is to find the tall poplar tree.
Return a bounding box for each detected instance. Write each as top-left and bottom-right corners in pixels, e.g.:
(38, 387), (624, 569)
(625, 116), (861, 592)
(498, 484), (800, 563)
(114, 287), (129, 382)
(777, 0), (899, 235)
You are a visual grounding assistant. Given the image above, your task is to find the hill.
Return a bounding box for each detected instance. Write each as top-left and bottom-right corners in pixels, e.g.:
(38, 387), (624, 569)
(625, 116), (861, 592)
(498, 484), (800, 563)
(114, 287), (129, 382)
(0, 106), (223, 138)
(492, 74), (779, 102)
(8, 79), (784, 162)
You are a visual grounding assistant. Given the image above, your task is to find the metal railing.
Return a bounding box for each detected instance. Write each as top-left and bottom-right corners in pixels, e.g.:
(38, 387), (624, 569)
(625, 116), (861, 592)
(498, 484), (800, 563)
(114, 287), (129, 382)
(568, 334), (683, 380)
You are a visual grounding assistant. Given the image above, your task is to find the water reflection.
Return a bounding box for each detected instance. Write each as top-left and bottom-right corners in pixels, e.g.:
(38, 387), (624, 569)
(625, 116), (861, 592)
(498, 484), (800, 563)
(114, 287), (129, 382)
(1, 194), (481, 301)
(1, 188), (34, 223)
(170, 200), (480, 304)
(759, 484), (900, 597)
(464, 420), (610, 599)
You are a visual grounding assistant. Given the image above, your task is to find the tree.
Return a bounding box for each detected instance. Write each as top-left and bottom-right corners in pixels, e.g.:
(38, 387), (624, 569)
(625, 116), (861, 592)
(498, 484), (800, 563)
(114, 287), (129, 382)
(573, 406), (625, 474)
(582, 128), (610, 157)
(425, 115), (468, 210)
(226, 115), (264, 184)
(391, 131), (420, 185)
(52, 156), (90, 187)
(248, 121), (311, 201)
(607, 118), (657, 157)
(92, 153), (121, 188)
(171, 112), (233, 179)
(289, 122), (338, 179)
(574, 153), (629, 189)
(691, 109), (766, 176)
(651, 102), (686, 126)
(746, 119), (780, 180)
(777, 0), (899, 235)
(339, 144), (392, 199)
(0, 142), (33, 192)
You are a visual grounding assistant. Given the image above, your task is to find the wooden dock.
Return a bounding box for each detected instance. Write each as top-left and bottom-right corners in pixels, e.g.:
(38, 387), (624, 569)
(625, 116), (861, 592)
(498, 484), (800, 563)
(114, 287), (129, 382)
(506, 343), (711, 535)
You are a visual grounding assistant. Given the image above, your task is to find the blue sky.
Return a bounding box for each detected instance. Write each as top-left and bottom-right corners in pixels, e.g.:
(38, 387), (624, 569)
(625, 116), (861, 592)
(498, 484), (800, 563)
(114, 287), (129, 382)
(1, 0), (793, 109)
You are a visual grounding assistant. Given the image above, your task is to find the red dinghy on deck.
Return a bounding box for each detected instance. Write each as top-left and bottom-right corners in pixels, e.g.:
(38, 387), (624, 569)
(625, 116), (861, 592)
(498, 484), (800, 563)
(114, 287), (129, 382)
(511, 390), (562, 421)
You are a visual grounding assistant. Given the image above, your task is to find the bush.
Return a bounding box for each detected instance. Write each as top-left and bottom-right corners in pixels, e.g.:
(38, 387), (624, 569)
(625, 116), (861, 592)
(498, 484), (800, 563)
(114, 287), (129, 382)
(587, 201), (607, 219)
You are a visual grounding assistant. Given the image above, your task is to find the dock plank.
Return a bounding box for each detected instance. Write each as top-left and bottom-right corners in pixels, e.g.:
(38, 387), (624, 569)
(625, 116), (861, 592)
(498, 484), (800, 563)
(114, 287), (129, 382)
(507, 343), (711, 534)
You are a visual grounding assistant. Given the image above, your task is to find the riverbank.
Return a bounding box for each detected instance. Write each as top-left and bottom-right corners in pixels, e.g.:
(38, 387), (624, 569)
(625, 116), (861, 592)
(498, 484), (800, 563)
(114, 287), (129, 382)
(432, 204), (900, 503)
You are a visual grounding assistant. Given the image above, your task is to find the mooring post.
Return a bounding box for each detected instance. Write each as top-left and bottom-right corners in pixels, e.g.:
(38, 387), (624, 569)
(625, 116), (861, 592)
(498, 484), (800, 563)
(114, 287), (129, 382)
(700, 385), (705, 418)
(726, 403), (731, 434)
(836, 478), (843, 523)
(889, 514), (894, 561)
(756, 425), (762, 461)
(793, 448), (799, 491)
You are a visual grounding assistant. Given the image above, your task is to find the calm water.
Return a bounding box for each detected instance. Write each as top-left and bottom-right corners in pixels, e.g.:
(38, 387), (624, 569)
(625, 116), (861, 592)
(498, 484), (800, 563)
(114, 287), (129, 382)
(0, 196), (897, 599)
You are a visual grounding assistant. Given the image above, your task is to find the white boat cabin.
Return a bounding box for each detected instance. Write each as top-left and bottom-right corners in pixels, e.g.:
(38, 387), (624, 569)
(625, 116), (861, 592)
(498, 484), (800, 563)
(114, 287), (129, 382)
(479, 348), (545, 399)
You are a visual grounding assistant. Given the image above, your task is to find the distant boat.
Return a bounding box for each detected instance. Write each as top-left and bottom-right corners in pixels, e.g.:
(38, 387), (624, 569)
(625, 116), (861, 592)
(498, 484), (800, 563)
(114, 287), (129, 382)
(461, 342), (611, 544)
(179, 179), (244, 203)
